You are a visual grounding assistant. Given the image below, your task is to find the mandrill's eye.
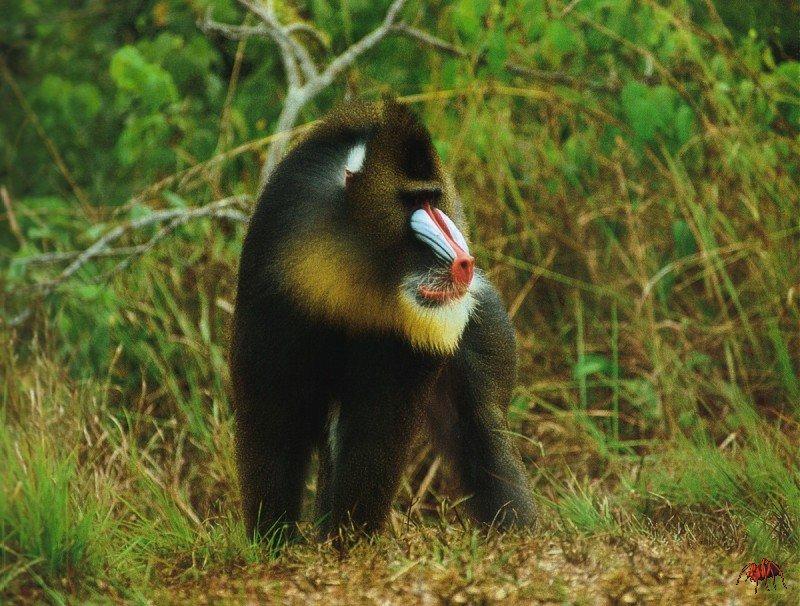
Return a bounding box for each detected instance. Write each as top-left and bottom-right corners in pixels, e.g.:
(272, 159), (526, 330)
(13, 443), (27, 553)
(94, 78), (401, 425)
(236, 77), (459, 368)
(399, 184), (442, 210)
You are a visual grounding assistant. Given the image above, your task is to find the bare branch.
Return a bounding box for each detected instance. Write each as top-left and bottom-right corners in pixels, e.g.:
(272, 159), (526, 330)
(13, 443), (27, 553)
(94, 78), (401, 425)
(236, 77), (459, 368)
(311, 0), (407, 93)
(53, 196), (248, 291)
(238, 0), (319, 82)
(5, 196), (250, 327)
(199, 12), (268, 40)
(16, 246), (154, 267)
(204, 0), (605, 198)
(104, 216), (188, 276)
(203, 2), (321, 96)
(285, 38), (319, 83)
(260, 89), (305, 186)
(237, 0), (301, 89)
(8, 3), (607, 329)
(256, 0), (408, 189)
(389, 23), (465, 58)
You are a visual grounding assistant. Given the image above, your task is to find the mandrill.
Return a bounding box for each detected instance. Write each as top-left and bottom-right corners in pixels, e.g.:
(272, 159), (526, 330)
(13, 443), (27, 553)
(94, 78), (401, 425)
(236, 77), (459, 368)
(231, 100), (535, 540)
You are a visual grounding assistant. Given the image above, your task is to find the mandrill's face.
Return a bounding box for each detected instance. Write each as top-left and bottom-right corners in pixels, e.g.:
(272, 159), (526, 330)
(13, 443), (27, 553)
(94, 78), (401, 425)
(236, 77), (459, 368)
(344, 114), (478, 297)
(280, 101), (483, 354)
(406, 201), (475, 304)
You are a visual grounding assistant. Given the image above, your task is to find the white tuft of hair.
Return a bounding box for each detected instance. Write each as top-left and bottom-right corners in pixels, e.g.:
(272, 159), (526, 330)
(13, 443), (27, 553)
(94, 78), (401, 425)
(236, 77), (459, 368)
(327, 402), (341, 479)
(344, 142), (367, 177)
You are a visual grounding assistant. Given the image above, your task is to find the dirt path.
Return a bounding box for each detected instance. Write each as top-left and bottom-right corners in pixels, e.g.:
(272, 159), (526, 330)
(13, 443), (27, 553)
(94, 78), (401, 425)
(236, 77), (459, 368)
(156, 531), (793, 605)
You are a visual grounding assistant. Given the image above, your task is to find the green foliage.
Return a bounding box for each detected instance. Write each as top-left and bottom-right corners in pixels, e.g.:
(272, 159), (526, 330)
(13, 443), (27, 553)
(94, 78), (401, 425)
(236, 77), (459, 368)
(110, 46), (179, 110)
(541, 20), (578, 67)
(1, 0), (800, 600)
(452, 0), (490, 42)
(644, 389), (800, 556)
(0, 417), (109, 594)
(552, 481), (616, 535)
(620, 82), (695, 153)
(572, 353), (611, 381)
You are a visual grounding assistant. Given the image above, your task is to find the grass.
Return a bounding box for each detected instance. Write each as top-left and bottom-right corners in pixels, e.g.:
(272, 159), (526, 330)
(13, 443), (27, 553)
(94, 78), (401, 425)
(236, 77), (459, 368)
(2, 0), (800, 603)
(1, 347), (798, 603)
(0, 430), (103, 598)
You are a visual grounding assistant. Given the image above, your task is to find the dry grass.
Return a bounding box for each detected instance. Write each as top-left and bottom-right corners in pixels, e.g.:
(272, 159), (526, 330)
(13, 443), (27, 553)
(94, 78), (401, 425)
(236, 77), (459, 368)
(2, 351), (798, 604)
(2, 1), (800, 603)
(154, 529), (787, 605)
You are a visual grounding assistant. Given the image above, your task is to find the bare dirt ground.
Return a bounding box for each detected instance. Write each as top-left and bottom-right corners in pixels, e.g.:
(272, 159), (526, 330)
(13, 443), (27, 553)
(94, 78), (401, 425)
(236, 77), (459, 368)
(156, 529), (794, 605)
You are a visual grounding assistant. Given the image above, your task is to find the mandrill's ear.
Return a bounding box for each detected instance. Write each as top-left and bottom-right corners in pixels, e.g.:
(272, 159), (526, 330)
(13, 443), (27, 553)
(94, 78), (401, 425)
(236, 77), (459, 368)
(343, 141), (367, 186)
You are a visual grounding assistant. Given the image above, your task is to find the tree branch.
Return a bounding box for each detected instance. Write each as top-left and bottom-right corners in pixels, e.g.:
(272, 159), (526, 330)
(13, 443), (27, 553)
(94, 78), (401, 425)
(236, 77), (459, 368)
(7, 3), (611, 330)
(200, 15), (268, 40)
(200, 0), (613, 198)
(16, 246), (155, 267)
(237, 0), (318, 82)
(310, 0), (407, 93)
(5, 196), (250, 327)
(202, 0), (409, 194)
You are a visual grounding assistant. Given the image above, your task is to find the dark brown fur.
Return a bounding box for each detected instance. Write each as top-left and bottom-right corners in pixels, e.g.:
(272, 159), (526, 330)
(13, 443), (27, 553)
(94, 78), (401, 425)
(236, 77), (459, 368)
(230, 101), (535, 541)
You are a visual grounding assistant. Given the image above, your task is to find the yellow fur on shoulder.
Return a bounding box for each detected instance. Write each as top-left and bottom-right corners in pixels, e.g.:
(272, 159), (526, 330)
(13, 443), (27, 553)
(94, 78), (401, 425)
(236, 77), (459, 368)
(278, 235), (475, 354)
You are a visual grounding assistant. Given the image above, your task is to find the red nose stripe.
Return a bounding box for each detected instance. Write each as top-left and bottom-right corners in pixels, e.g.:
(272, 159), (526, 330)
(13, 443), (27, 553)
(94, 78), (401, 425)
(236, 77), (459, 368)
(422, 202), (467, 257)
(422, 202), (475, 288)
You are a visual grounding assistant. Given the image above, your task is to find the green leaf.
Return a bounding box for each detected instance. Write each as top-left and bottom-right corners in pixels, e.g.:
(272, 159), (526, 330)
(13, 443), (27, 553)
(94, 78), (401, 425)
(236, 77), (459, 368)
(433, 139), (450, 163)
(508, 394), (531, 423)
(672, 219), (697, 259)
(453, 0), (489, 43)
(74, 284), (104, 301)
(310, 0), (336, 33)
(110, 46), (178, 110)
(163, 191), (188, 209)
(485, 27), (508, 76)
(441, 57), (461, 88)
(128, 204), (153, 221)
(621, 82), (657, 142)
(541, 20), (576, 66)
(573, 354), (611, 379)
(545, 20), (575, 53)
(116, 114), (174, 169)
(83, 223), (109, 241)
(627, 379), (661, 421)
(674, 104), (695, 147)
(620, 82), (678, 145)
(520, 0), (548, 39)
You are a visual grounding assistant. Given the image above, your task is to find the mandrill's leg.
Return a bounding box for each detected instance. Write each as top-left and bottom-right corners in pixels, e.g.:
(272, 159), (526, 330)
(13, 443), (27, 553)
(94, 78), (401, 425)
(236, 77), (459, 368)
(428, 283), (536, 529)
(319, 340), (425, 537)
(231, 303), (325, 542)
(313, 403), (337, 528)
(233, 373), (321, 542)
